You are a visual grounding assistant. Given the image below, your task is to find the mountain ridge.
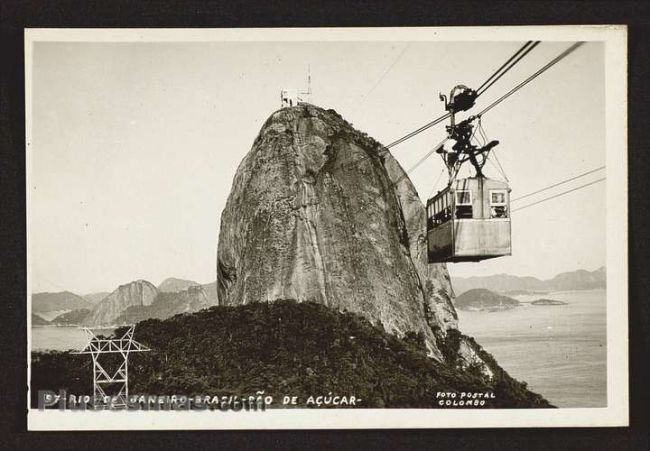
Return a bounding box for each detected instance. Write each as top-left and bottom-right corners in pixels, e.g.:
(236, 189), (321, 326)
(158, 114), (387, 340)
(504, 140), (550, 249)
(451, 267), (606, 295)
(32, 291), (92, 313)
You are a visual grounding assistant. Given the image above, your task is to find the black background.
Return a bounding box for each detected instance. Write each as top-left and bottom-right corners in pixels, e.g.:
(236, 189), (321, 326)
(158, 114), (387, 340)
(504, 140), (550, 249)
(1, 1), (648, 449)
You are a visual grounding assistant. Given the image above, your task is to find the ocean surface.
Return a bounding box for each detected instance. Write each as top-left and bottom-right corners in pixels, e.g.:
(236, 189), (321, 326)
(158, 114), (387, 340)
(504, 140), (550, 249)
(31, 289), (607, 408)
(457, 289), (607, 408)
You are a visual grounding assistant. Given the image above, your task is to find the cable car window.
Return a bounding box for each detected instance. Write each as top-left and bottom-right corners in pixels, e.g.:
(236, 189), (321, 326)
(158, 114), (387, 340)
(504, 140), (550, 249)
(491, 191), (507, 205)
(490, 189), (508, 218)
(456, 191), (472, 205)
(455, 190), (473, 219)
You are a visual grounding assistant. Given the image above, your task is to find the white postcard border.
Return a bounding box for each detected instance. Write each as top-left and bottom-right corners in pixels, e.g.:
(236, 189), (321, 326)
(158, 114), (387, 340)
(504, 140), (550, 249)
(25, 25), (628, 430)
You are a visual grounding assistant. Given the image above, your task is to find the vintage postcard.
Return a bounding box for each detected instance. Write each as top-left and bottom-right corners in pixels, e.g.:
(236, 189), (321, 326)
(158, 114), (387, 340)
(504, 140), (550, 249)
(26, 26), (628, 430)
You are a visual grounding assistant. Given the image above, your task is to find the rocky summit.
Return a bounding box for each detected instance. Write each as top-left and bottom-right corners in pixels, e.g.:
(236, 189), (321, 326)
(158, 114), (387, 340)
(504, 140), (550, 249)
(217, 105), (466, 361)
(84, 280), (158, 326)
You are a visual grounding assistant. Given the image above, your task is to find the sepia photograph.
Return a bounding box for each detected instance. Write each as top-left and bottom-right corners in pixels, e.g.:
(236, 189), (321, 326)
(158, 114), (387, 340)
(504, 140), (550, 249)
(25, 26), (628, 430)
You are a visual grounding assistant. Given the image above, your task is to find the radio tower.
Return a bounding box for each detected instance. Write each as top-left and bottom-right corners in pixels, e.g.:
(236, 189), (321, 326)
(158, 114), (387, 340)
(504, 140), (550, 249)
(74, 325), (150, 409)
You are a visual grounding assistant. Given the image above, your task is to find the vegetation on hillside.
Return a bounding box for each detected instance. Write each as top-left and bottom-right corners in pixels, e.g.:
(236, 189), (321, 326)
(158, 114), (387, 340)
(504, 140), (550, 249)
(31, 300), (552, 409)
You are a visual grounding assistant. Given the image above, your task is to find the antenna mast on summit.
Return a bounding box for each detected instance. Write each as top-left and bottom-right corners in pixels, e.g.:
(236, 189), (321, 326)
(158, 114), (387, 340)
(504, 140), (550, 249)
(280, 65), (313, 107)
(307, 64), (312, 96)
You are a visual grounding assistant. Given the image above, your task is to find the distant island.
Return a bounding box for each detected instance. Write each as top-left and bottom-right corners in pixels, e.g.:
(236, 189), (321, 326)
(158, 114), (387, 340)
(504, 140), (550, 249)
(455, 289), (520, 312)
(452, 267), (605, 295)
(531, 299), (568, 306)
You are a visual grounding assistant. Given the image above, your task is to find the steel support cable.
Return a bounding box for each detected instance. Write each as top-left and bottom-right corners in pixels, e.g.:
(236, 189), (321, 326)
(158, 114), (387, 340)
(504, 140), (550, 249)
(476, 41), (536, 95)
(511, 177), (605, 213)
(385, 112), (451, 149)
(478, 42), (586, 118)
(476, 118), (509, 181)
(381, 42), (582, 153)
(511, 166), (605, 203)
(476, 41), (541, 97)
(429, 167), (447, 198)
(348, 42), (583, 174)
(338, 112), (450, 171)
(353, 43), (411, 115)
(384, 42), (537, 151)
(391, 138), (448, 186)
(490, 149), (509, 182)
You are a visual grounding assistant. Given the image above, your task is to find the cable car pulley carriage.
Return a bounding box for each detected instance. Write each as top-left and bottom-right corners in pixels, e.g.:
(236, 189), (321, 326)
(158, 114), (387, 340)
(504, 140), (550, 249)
(426, 85), (512, 263)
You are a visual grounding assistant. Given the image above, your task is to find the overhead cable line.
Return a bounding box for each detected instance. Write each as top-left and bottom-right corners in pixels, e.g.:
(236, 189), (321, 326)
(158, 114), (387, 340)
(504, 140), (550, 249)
(384, 41), (580, 151)
(511, 177), (605, 213)
(353, 43), (411, 114)
(477, 41), (585, 117)
(511, 165), (605, 202)
(345, 41), (584, 173)
(476, 41), (541, 97)
(391, 138), (448, 186)
(385, 112), (451, 149)
(428, 167), (446, 198)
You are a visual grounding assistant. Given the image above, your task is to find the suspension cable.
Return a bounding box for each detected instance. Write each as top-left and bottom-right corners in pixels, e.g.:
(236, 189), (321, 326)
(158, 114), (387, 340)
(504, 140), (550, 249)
(385, 113), (451, 149)
(391, 138), (448, 186)
(478, 42), (585, 118)
(429, 167), (446, 198)
(511, 166), (605, 202)
(476, 41), (541, 96)
(385, 42), (583, 150)
(511, 177), (605, 213)
(353, 43), (411, 114)
(344, 41), (585, 173)
(490, 149), (509, 182)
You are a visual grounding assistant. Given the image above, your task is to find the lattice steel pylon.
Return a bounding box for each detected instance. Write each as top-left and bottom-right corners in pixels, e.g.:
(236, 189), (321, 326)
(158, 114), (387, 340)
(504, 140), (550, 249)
(74, 325), (150, 408)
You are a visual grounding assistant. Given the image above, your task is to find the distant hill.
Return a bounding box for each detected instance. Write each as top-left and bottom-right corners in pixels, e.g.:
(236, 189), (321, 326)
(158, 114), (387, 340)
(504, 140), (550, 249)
(32, 291), (92, 313)
(452, 267), (606, 295)
(113, 285), (210, 324)
(31, 313), (50, 326)
(157, 278), (199, 293)
(80, 280), (215, 327)
(84, 280), (158, 327)
(51, 309), (91, 326)
(82, 292), (110, 304)
(546, 267), (606, 291)
(455, 289), (520, 311)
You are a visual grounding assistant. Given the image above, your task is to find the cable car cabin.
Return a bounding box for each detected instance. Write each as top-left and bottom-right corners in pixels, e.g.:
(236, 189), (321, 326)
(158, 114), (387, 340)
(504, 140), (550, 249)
(426, 177), (511, 263)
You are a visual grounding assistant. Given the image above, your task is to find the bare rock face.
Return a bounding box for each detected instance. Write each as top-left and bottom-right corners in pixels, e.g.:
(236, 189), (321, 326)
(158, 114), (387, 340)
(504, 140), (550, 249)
(85, 280), (158, 326)
(217, 105), (458, 360)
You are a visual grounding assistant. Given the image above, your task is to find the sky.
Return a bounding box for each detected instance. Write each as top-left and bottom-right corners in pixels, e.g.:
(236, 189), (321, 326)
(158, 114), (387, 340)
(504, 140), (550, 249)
(29, 39), (606, 294)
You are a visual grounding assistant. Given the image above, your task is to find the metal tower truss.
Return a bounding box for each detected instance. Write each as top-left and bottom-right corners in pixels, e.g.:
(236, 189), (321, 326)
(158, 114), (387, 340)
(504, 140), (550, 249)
(74, 325), (150, 409)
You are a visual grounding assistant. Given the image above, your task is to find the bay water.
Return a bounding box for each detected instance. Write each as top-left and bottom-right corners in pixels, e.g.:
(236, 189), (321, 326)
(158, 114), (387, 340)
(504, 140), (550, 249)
(457, 289), (607, 407)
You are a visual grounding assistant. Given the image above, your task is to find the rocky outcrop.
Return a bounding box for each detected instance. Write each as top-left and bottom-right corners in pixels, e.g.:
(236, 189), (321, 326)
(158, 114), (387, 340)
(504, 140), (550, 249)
(217, 105), (459, 360)
(84, 280), (158, 326)
(113, 284), (211, 324)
